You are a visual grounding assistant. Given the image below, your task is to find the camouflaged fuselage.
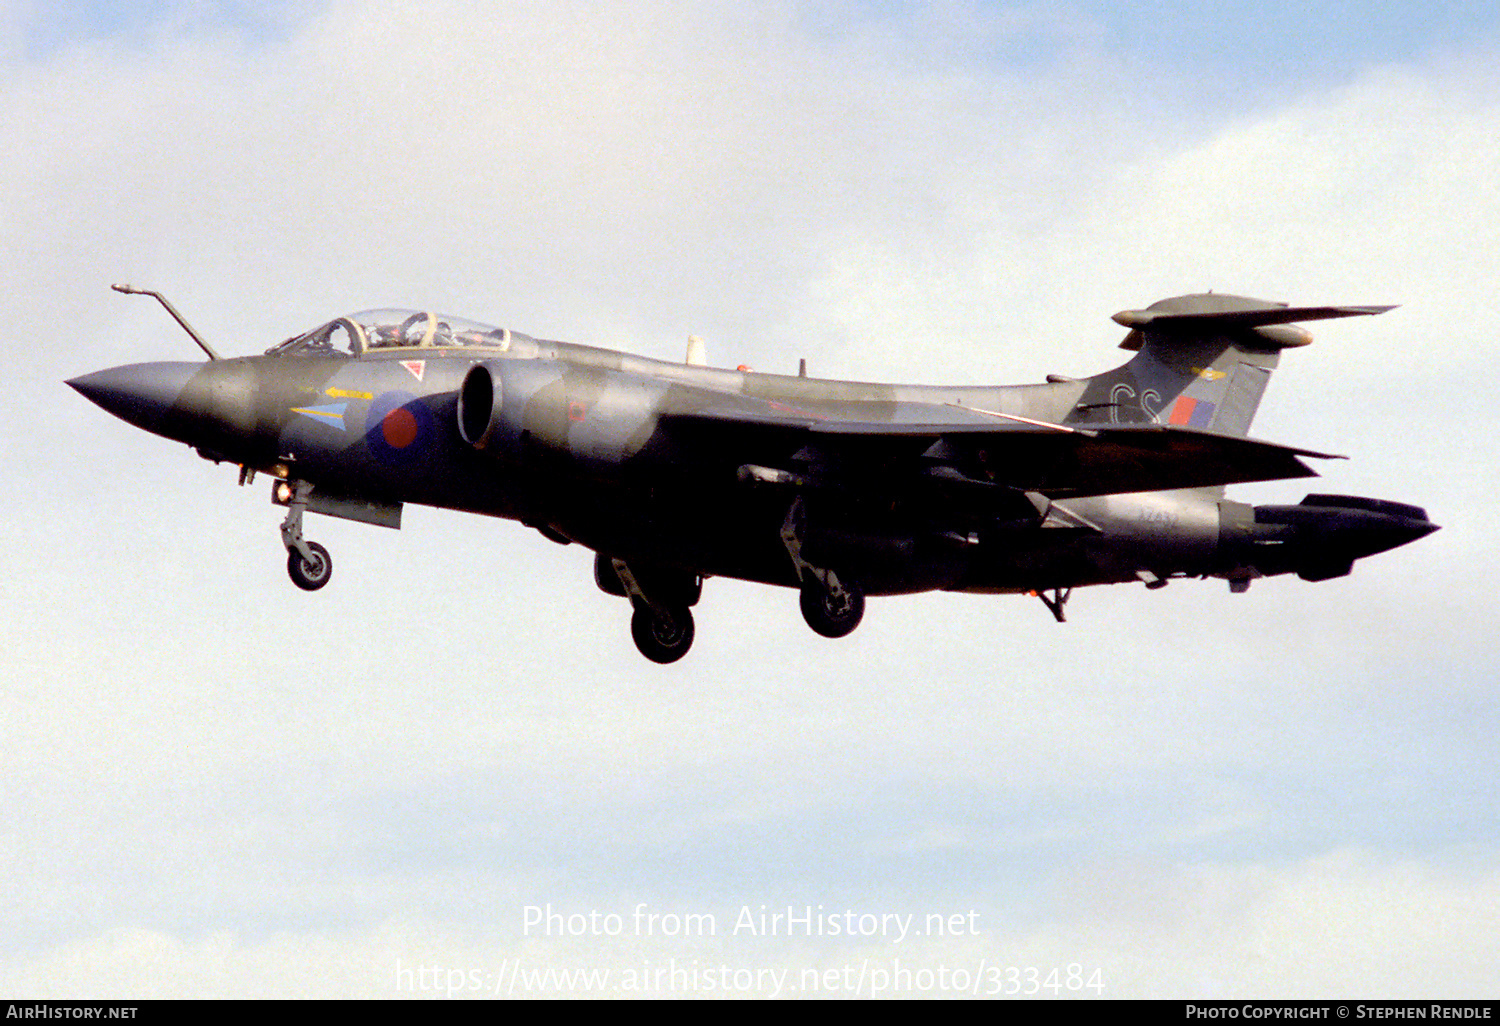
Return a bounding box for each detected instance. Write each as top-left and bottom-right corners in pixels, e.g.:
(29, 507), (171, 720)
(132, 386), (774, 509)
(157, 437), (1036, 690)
(71, 297), (1436, 624)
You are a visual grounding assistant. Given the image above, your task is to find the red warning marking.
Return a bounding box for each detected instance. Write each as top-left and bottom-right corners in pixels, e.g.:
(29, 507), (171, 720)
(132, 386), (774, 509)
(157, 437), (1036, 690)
(568, 401), (588, 422)
(401, 360), (426, 382)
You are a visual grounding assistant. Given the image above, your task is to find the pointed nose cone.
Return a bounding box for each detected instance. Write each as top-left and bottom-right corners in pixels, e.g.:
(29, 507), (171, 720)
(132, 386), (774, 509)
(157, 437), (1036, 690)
(1315, 508), (1440, 560)
(67, 362), (202, 436)
(1372, 515), (1440, 554)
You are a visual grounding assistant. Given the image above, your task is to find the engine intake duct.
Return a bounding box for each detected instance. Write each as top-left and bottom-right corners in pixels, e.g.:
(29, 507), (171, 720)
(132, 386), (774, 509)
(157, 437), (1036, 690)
(457, 362), (500, 449)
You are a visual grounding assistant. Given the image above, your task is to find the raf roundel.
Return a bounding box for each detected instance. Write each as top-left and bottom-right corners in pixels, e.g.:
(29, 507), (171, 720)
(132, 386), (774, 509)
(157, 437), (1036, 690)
(365, 390), (435, 465)
(382, 406), (418, 447)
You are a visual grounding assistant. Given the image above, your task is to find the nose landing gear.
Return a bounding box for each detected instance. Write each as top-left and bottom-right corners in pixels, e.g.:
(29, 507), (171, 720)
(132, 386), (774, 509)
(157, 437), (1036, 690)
(277, 479), (333, 591)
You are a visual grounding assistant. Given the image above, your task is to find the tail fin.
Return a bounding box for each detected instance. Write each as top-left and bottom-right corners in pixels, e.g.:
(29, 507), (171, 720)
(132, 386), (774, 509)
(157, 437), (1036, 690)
(1066, 293), (1393, 437)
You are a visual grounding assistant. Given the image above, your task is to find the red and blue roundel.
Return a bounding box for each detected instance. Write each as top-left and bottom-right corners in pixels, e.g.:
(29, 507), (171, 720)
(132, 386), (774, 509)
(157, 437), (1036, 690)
(365, 390), (436, 465)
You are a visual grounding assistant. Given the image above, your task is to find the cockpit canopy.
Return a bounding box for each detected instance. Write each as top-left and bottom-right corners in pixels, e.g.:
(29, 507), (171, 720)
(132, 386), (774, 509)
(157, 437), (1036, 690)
(266, 309), (537, 357)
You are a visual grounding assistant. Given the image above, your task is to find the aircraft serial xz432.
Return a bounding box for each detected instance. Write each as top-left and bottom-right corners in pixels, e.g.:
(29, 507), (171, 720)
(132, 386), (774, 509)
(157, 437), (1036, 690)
(71, 285), (1437, 663)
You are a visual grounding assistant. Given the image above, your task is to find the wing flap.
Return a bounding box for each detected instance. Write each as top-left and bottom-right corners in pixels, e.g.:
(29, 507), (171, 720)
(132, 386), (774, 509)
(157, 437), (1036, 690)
(1008, 424), (1325, 497)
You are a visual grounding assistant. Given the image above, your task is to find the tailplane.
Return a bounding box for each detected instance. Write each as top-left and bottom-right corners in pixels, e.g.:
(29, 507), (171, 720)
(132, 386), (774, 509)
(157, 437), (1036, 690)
(1065, 293), (1393, 437)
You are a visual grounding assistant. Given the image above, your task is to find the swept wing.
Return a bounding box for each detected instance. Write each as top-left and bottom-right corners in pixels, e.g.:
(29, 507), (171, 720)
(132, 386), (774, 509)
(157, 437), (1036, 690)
(659, 402), (1333, 499)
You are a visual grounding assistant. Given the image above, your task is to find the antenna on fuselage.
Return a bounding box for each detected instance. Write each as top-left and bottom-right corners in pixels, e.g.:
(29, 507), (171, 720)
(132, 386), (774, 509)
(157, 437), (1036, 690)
(111, 284), (222, 360)
(686, 335), (707, 366)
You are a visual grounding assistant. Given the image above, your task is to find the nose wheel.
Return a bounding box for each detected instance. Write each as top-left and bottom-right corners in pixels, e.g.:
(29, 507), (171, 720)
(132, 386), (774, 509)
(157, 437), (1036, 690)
(277, 479), (333, 591)
(287, 541), (332, 591)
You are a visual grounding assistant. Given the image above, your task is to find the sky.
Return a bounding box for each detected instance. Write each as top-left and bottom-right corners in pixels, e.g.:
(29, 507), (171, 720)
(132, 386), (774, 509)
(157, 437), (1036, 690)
(4, 0), (1498, 999)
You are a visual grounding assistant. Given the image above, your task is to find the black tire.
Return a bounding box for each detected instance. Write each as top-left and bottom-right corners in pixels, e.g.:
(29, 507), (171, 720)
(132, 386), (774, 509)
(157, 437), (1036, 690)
(630, 604), (694, 664)
(287, 542), (332, 591)
(800, 581), (864, 638)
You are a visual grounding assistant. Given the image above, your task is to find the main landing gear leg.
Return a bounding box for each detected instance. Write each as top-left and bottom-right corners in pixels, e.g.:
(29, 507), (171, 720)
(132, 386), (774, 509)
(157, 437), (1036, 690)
(610, 557), (695, 664)
(1033, 587), (1071, 623)
(781, 497), (865, 639)
(279, 480), (332, 591)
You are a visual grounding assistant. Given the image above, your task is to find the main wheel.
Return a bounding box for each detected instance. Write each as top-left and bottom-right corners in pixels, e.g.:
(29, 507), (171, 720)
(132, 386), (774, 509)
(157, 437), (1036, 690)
(800, 581), (864, 638)
(287, 542), (332, 591)
(630, 604), (695, 664)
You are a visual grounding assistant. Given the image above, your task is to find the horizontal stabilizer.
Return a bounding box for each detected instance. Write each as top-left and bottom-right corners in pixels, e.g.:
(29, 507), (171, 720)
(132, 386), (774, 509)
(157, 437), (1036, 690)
(1113, 295), (1395, 331)
(1110, 294), (1395, 353)
(1114, 304), (1395, 330)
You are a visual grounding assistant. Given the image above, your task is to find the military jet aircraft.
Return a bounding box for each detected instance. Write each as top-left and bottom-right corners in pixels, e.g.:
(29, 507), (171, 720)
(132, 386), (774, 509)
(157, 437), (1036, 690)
(70, 285), (1436, 663)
